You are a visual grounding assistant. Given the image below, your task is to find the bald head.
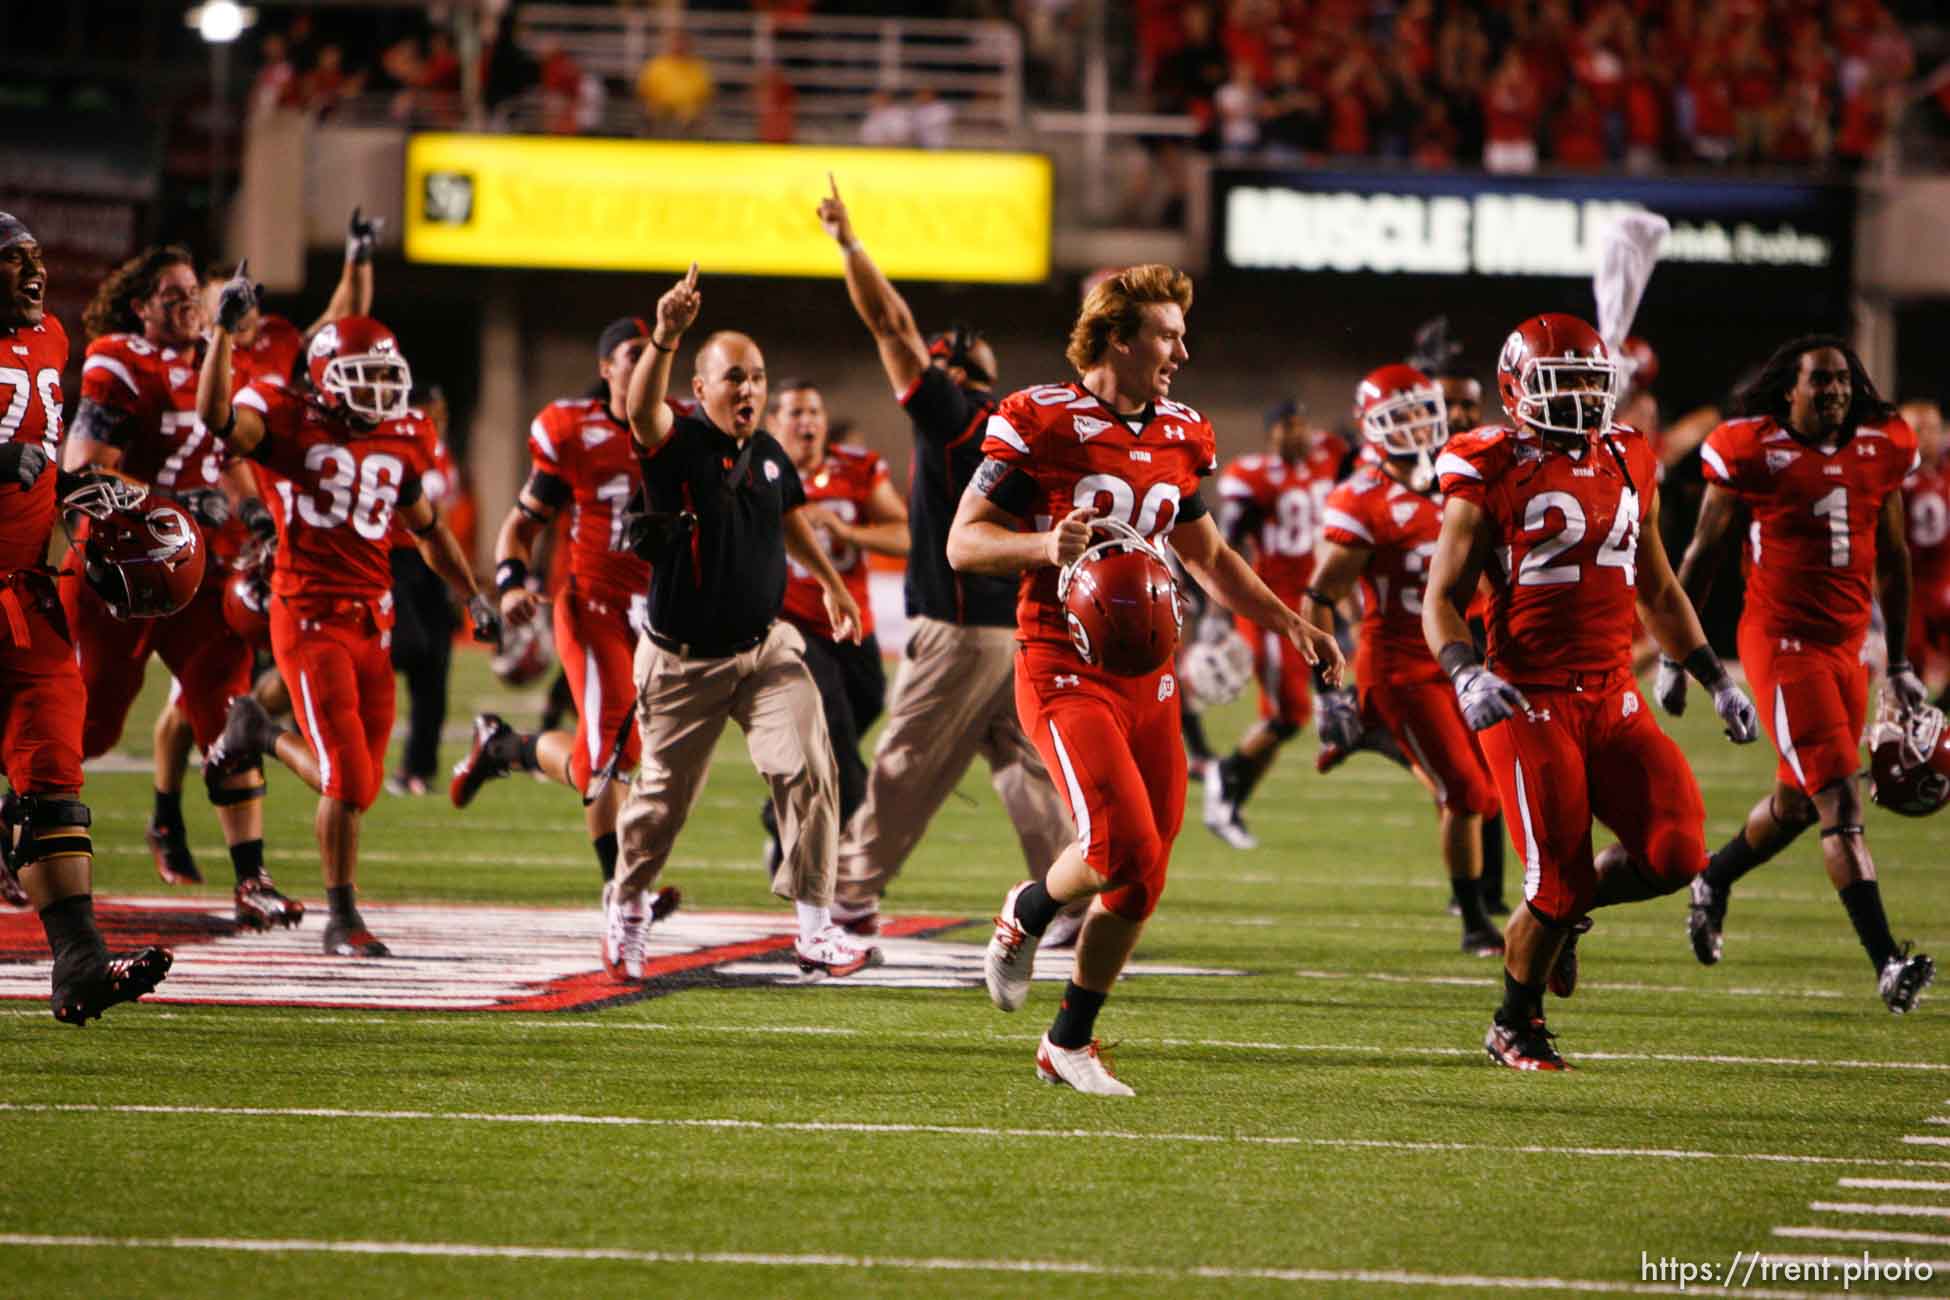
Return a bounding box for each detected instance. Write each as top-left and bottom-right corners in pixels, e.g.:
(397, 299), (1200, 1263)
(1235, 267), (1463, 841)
(691, 329), (768, 439)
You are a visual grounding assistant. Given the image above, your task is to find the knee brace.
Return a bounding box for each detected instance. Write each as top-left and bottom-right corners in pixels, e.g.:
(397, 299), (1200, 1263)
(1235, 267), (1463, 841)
(1, 792), (94, 864)
(205, 767), (267, 805)
(1819, 823), (1865, 839)
(1767, 791), (1819, 832)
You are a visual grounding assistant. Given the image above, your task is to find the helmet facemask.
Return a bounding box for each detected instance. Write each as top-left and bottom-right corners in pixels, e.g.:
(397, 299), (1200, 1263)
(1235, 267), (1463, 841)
(321, 352), (413, 426)
(1515, 356), (1620, 450)
(1871, 689), (1946, 770)
(1361, 383), (1448, 493)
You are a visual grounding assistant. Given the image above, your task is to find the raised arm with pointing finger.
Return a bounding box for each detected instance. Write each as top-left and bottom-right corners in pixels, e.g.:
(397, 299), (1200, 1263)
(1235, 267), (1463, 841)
(819, 177), (932, 395)
(626, 261), (701, 453)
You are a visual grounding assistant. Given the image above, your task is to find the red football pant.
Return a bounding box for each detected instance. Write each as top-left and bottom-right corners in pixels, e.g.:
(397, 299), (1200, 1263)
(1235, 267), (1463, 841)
(0, 571), (86, 793)
(272, 597), (395, 812)
(1361, 681), (1499, 817)
(554, 588), (642, 793)
(1478, 674), (1705, 923)
(1739, 623), (1869, 795)
(1015, 642), (1186, 922)
(61, 569), (253, 757)
(1239, 610), (1312, 729)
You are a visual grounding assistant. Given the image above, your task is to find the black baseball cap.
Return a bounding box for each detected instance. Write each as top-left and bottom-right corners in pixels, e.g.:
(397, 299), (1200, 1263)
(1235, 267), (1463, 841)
(1264, 397), (1306, 428)
(597, 315), (652, 360)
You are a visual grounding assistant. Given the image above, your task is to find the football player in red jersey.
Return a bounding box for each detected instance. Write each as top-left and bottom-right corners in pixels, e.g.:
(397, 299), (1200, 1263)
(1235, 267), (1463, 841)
(149, 211), (380, 872)
(1425, 313), (1759, 1071)
(952, 265), (1343, 1095)
(760, 378), (909, 874)
(1899, 400), (1949, 704)
(449, 317), (677, 970)
(0, 211), (173, 1022)
(1670, 337), (1935, 1012)
(196, 275), (497, 958)
(60, 244), (306, 928)
(1199, 398), (1344, 849)
(1302, 364), (1503, 957)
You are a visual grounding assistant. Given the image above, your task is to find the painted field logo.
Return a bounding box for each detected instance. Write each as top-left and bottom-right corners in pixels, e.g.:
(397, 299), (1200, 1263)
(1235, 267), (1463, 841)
(0, 898), (1242, 1013)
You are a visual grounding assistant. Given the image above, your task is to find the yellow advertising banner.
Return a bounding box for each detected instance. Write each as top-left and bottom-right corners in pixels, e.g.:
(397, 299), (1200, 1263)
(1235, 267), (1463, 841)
(404, 134), (1051, 283)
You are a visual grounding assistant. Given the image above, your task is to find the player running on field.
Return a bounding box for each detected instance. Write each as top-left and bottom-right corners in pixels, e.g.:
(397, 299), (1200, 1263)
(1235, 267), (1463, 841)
(954, 264), (1343, 1095)
(1670, 336), (1935, 1013)
(1300, 364), (1503, 957)
(1424, 313), (1759, 1071)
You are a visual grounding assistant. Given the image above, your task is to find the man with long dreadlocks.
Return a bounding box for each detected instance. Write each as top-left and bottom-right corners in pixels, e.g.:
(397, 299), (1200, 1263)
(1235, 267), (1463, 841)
(1670, 335), (1935, 1013)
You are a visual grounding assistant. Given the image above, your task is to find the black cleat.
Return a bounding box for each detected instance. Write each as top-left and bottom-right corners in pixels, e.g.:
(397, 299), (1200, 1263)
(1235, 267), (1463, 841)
(1879, 943), (1936, 1014)
(1686, 875), (1724, 966)
(449, 714), (516, 809)
(1460, 924), (1505, 957)
(323, 920), (390, 958)
(52, 947), (172, 1025)
(235, 872), (305, 930)
(146, 818), (202, 886)
(1484, 1014), (1570, 1071)
(1548, 916), (1593, 999)
(206, 696), (280, 783)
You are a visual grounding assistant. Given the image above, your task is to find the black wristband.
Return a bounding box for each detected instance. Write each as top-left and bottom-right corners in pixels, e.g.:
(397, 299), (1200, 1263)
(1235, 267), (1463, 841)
(1304, 586), (1336, 608)
(495, 558), (528, 594)
(1436, 640), (1480, 680)
(1681, 644), (1727, 690)
(1888, 659), (1914, 675)
(650, 337), (677, 354)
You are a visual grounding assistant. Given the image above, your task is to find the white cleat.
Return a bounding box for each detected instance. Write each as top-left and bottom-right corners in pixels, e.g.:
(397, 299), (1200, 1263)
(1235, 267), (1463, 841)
(1035, 1033), (1135, 1097)
(603, 884), (648, 984)
(1200, 760), (1257, 850)
(985, 880), (1041, 1012)
(794, 925), (882, 978)
(1040, 905), (1086, 951)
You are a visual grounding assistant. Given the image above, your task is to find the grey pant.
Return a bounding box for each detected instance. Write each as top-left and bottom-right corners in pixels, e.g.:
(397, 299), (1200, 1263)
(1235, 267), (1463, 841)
(835, 617), (1072, 909)
(617, 622), (838, 905)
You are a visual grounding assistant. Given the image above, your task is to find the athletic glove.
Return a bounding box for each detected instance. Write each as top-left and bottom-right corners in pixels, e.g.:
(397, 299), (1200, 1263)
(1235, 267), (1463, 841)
(176, 487), (232, 529)
(1710, 678), (1759, 744)
(1654, 656), (1687, 715)
(467, 594), (501, 646)
(1887, 661), (1929, 713)
(1316, 687), (1363, 752)
(0, 441), (49, 489)
(1451, 664), (1528, 732)
(216, 260), (256, 332)
(346, 207), (383, 264)
(239, 496), (277, 542)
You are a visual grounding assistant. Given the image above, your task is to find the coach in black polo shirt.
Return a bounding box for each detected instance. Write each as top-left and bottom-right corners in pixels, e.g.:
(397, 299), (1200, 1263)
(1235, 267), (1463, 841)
(611, 263), (881, 980)
(815, 180), (1072, 938)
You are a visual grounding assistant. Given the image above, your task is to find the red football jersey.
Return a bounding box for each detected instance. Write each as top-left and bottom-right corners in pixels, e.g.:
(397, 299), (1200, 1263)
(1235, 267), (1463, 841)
(1701, 414), (1919, 645)
(784, 443), (889, 640)
(1216, 443), (1340, 601)
(1321, 465), (1445, 688)
(528, 397), (650, 604)
(0, 315), (69, 575)
(236, 382), (436, 602)
(982, 383), (1217, 651)
(1902, 459), (1948, 596)
(230, 314), (305, 393)
(1437, 425), (1658, 680)
(79, 333), (220, 492)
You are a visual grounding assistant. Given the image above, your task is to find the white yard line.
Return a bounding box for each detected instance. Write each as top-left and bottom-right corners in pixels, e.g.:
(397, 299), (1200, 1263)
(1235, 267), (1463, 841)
(1905, 1137), (1950, 1147)
(1836, 1179), (1950, 1192)
(6, 1103), (1950, 1171)
(0, 1232), (1923, 1298)
(1291, 969), (1850, 1001)
(1808, 1202), (1950, 1220)
(1774, 1227), (1950, 1248)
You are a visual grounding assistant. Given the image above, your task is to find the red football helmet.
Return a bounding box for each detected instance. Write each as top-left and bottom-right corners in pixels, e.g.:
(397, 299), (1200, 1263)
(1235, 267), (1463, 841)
(1869, 693), (1950, 817)
(1356, 363), (1447, 490)
(221, 563), (272, 647)
(1496, 313), (1622, 448)
(491, 615), (554, 687)
(69, 479), (205, 620)
(1058, 519), (1181, 677)
(307, 315), (412, 425)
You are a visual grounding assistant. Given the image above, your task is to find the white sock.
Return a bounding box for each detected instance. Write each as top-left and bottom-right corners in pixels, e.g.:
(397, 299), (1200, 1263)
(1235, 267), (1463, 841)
(796, 901), (830, 945)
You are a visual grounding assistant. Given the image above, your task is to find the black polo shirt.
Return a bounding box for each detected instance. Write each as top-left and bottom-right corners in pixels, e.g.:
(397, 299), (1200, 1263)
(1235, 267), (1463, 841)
(639, 411), (804, 653)
(899, 367), (1017, 628)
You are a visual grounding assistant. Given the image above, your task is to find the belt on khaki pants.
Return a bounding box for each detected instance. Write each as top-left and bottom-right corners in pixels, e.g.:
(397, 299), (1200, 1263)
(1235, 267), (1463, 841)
(648, 625), (769, 660)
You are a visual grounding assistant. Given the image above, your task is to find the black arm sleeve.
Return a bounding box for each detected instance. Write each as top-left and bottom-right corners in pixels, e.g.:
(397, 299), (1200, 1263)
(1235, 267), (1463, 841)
(396, 473), (425, 511)
(970, 455), (1038, 520)
(902, 368), (977, 445)
(1178, 485), (1210, 524)
(525, 469), (570, 509)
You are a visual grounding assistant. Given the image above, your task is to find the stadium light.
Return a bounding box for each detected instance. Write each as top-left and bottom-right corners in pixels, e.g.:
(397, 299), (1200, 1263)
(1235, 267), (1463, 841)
(185, 1), (256, 44)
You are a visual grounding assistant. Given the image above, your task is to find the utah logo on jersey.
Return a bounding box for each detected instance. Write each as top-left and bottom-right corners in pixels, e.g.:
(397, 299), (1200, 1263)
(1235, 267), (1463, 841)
(1073, 415), (1111, 442)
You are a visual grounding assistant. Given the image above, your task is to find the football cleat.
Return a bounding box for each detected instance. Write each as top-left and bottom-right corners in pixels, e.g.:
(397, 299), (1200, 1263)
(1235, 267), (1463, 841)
(449, 713), (516, 809)
(1484, 1015), (1570, 1071)
(1460, 925), (1505, 957)
(234, 873), (305, 930)
(1879, 943), (1936, 1014)
(1686, 875), (1724, 966)
(384, 771), (430, 797)
(1036, 1034), (1135, 1096)
(1201, 761), (1257, 850)
(649, 885), (682, 923)
(52, 947), (172, 1026)
(1547, 915), (1593, 999)
(603, 884), (648, 983)
(985, 880), (1041, 1012)
(205, 695), (281, 782)
(1041, 905), (1086, 952)
(831, 900), (881, 938)
(322, 921), (390, 958)
(794, 925), (882, 978)
(146, 818), (202, 886)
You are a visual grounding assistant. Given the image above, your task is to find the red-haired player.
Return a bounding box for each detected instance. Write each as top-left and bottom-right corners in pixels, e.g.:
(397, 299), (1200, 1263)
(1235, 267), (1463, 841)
(1424, 313), (1758, 1070)
(952, 264), (1342, 1095)
(1302, 364), (1503, 957)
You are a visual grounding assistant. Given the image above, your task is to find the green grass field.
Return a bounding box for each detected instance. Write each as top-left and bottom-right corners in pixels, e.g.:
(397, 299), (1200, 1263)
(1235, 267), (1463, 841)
(3, 647), (1947, 1299)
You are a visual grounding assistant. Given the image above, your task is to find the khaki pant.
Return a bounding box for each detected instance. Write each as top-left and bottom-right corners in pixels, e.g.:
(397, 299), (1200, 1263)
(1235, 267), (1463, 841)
(617, 622), (837, 905)
(836, 617), (1072, 909)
